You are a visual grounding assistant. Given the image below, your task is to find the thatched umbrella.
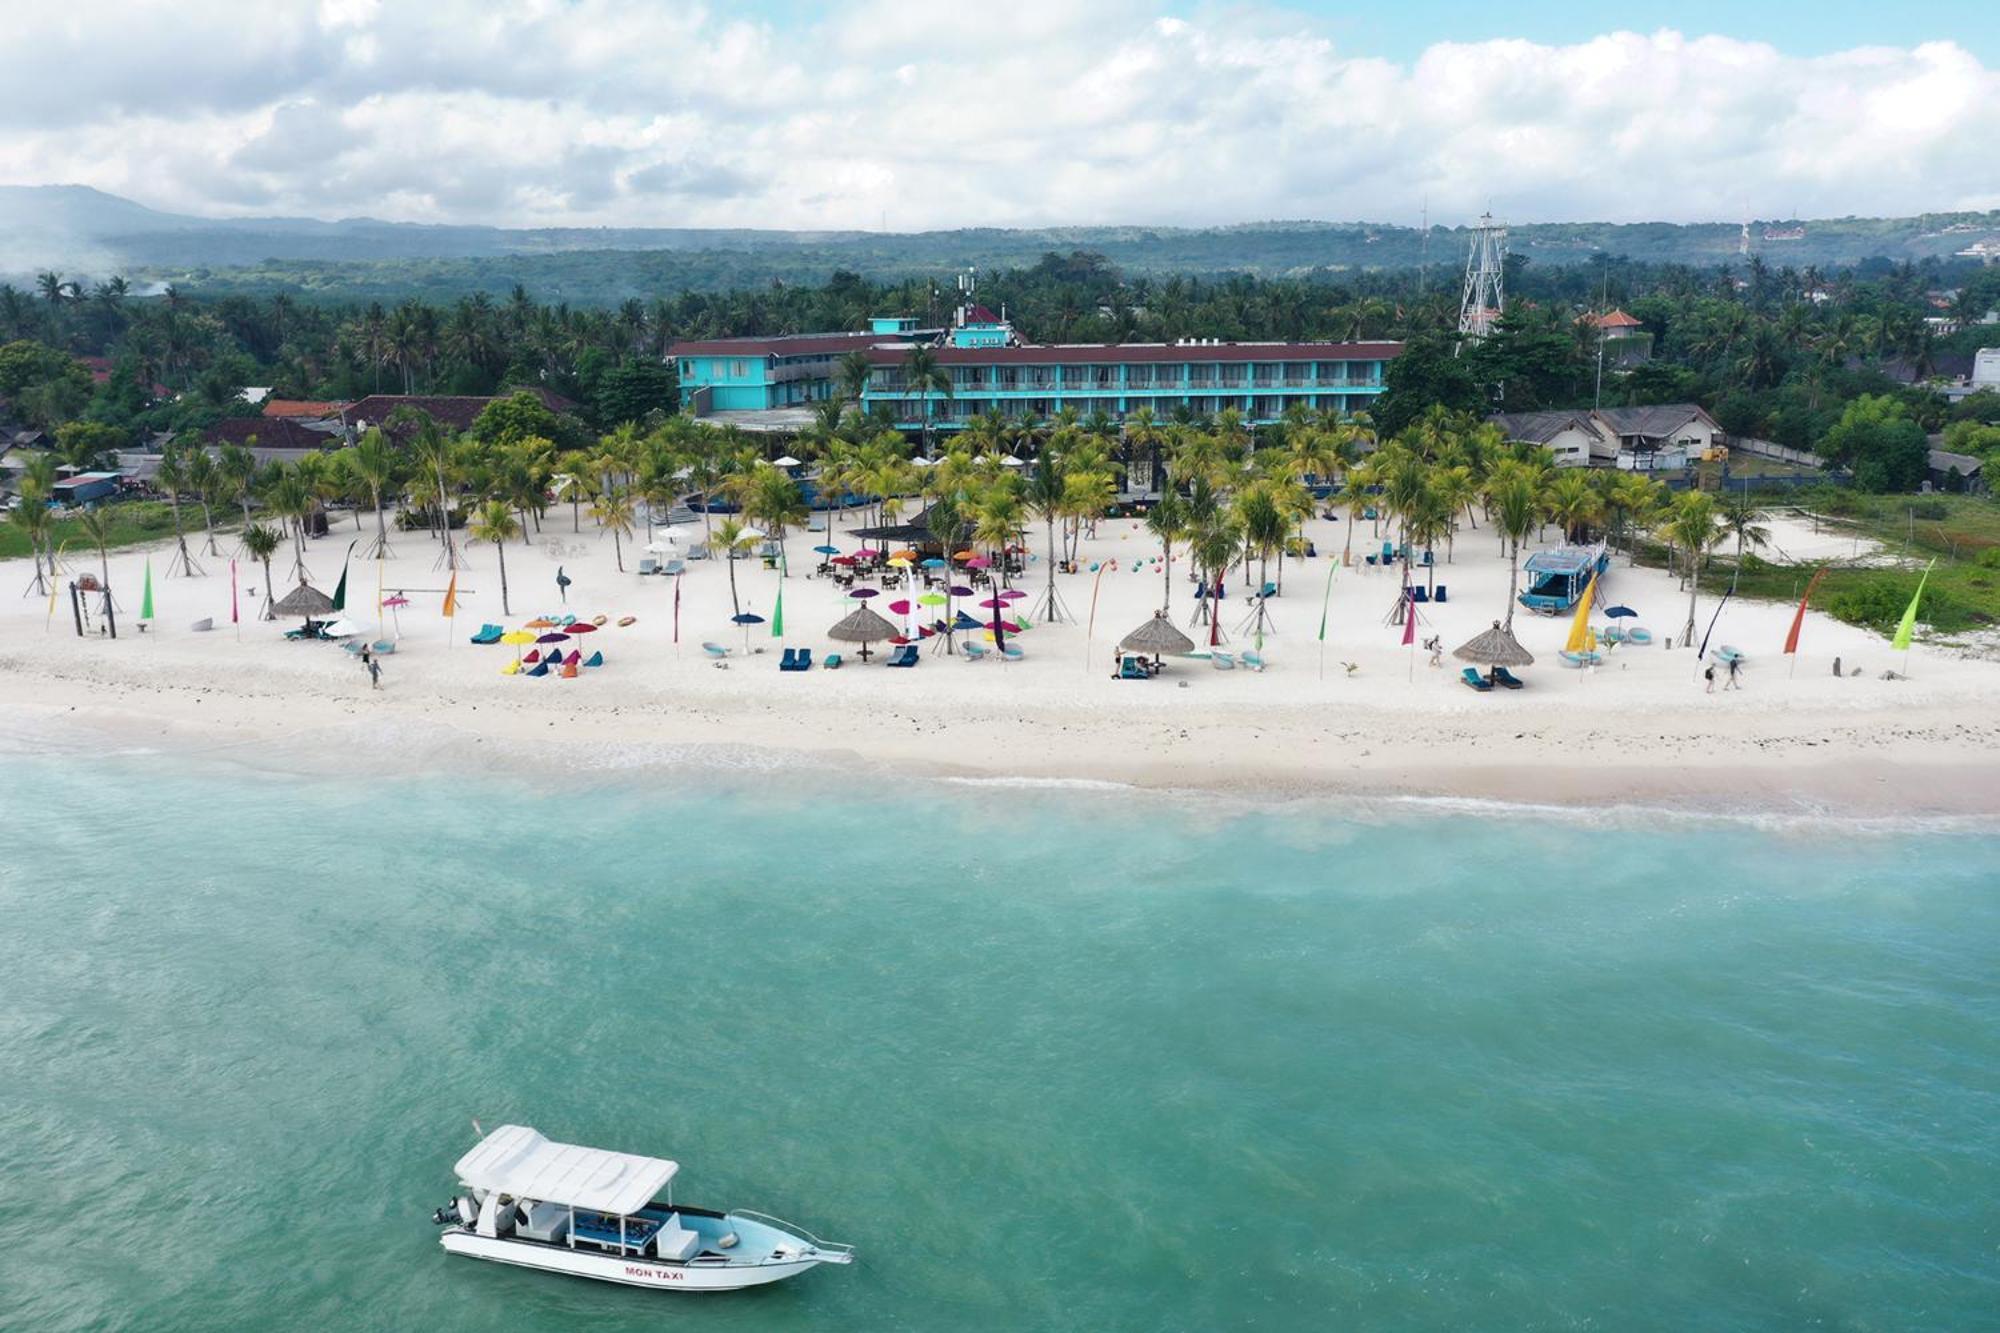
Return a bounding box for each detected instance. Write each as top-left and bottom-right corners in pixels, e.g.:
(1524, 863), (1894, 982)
(828, 605), (898, 662)
(1117, 613), (1195, 670)
(273, 581), (335, 633)
(1453, 620), (1535, 681)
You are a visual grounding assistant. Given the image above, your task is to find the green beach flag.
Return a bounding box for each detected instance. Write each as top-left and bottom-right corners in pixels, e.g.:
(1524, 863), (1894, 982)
(329, 540), (355, 612)
(771, 586), (784, 638)
(140, 558), (154, 621)
(1891, 558), (1936, 652)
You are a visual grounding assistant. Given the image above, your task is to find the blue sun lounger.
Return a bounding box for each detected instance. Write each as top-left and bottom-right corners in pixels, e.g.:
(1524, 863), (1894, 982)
(1460, 667), (1494, 691)
(886, 644), (919, 667)
(1493, 666), (1524, 689)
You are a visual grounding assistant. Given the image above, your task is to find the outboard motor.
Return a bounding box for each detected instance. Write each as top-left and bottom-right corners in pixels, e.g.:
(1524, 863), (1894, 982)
(432, 1196), (477, 1227)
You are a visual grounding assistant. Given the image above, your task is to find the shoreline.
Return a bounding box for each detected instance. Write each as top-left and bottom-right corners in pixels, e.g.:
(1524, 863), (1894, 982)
(10, 661), (1998, 819)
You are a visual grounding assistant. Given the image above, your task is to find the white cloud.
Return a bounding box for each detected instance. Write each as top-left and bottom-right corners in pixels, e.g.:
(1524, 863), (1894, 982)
(0, 2), (1994, 229)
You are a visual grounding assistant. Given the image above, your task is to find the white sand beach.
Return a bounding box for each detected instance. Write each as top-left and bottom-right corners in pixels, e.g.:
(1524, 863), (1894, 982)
(7, 508), (1998, 815)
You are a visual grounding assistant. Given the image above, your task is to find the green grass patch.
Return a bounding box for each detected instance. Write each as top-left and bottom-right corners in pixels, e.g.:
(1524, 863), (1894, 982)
(0, 501), (211, 561)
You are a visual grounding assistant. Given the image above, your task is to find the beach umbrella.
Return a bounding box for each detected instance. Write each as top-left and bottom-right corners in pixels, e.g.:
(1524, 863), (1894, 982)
(536, 631), (570, 643)
(1453, 620), (1536, 682)
(998, 587), (1026, 601)
(1605, 605), (1638, 619)
(732, 610), (765, 653)
(889, 599), (913, 615)
(272, 580), (335, 633)
(965, 555), (991, 569)
(849, 587), (880, 599)
(738, 526), (766, 540)
(565, 621), (598, 635)
(1117, 613), (1196, 669)
(381, 592), (410, 636)
(500, 628), (536, 662)
(830, 555), (858, 566)
(814, 545), (841, 555)
(772, 455), (802, 468)
(918, 593), (947, 607)
(892, 549), (920, 562)
(645, 539), (679, 555)
(979, 597), (1006, 609)
(952, 610), (983, 631)
(828, 605), (897, 661)
(140, 558), (155, 622)
(525, 616), (555, 629)
(953, 550), (977, 561)
(921, 557), (947, 568)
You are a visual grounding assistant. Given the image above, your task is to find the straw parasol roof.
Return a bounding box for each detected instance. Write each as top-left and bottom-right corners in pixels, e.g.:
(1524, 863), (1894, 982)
(827, 606), (898, 644)
(1453, 621), (1535, 668)
(1118, 613), (1196, 657)
(272, 582), (335, 617)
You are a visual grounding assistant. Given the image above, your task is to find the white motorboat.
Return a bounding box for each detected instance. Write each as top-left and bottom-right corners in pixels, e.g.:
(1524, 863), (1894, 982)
(431, 1124), (853, 1292)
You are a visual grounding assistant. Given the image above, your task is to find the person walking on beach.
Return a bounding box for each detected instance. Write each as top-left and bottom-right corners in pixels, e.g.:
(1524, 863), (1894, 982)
(1704, 663), (1716, 694)
(367, 658), (382, 690)
(1725, 656), (1742, 691)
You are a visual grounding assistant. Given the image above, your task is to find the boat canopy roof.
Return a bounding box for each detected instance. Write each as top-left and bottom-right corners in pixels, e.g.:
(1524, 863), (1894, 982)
(453, 1125), (679, 1215)
(1523, 545), (1603, 575)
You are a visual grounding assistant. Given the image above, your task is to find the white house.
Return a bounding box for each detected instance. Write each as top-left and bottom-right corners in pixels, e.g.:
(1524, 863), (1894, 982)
(1490, 403), (1722, 470)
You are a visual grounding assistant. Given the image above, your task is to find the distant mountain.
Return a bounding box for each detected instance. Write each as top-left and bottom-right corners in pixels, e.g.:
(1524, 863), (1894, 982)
(2, 185), (1996, 302)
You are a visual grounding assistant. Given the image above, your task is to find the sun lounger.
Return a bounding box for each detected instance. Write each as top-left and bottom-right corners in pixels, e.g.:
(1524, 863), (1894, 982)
(525, 660), (549, 677)
(887, 644), (919, 667)
(561, 661), (579, 678)
(1258, 581), (1278, 599)
(685, 544), (711, 560)
(584, 650), (604, 667)
(1460, 667), (1494, 692)
(1409, 586), (1429, 603)
(1241, 651), (1267, 671)
(470, 623), (503, 644)
(795, 648), (813, 671)
(824, 653), (842, 669)
(1433, 585), (1447, 603)
(660, 558), (685, 576)
(962, 641), (989, 661)
(1000, 645), (1023, 662)
(1116, 655), (1149, 680)
(779, 648), (800, 671)
(1715, 645), (1745, 664)
(1493, 667), (1525, 689)
(189, 617), (214, 633)
(638, 557), (659, 576)
(702, 642), (730, 659)
(1210, 652), (1236, 670)
(1558, 650), (1602, 668)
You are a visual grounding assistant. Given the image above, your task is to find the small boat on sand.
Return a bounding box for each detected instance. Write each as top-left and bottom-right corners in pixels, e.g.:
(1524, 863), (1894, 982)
(431, 1123), (853, 1291)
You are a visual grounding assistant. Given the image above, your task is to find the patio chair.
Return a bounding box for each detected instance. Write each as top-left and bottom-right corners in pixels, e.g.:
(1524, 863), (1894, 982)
(779, 648), (802, 671)
(1433, 585), (1447, 603)
(1460, 667), (1494, 692)
(962, 641), (990, 661)
(1493, 667), (1525, 689)
(1409, 586), (1429, 604)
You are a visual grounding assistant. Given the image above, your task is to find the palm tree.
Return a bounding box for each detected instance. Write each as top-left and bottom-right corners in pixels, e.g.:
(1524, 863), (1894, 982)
(1022, 446), (1070, 620)
(346, 427), (401, 558)
(75, 506), (114, 620)
(219, 443), (259, 541)
(711, 516), (754, 619)
(240, 523), (282, 619)
(1144, 493), (1190, 613)
(185, 447), (222, 556)
(836, 350), (873, 405)
(152, 444), (202, 577)
(590, 485), (635, 572)
(1665, 491), (1724, 647)
(902, 345), (953, 457)
(468, 500), (522, 615)
(394, 407), (461, 568)
(744, 465), (807, 573)
(263, 468), (316, 584)
(1717, 493), (1771, 563)
(1542, 471), (1603, 544)
(1489, 472), (1541, 631)
(10, 474), (52, 593)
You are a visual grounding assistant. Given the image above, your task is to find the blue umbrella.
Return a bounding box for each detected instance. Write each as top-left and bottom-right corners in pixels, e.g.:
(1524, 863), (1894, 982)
(731, 610), (765, 652)
(1606, 605), (1638, 619)
(813, 545), (840, 555)
(921, 557), (947, 568)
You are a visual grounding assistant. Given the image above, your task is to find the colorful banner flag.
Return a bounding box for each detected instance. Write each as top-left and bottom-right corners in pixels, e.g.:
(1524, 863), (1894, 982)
(672, 572), (682, 644)
(230, 560), (240, 624)
(140, 558), (154, 621)
(329, 539), (355, 612)
(1401, 588), (1416, 645)
(771, 586), (784, 638)
(1564, 573), (1597, 653)
(1317, 560), (1337, 642)
(1782, 567), (1827, 655)
(1892, 558), (1936, 652)
(442, 569), (458, 619)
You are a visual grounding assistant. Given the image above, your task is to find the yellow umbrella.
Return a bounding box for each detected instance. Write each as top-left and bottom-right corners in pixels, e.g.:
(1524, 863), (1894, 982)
(500, 628), (537, 663)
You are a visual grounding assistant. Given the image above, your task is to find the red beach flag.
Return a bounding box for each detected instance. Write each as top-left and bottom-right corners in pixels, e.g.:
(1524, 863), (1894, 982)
(1401, 588), (1417, 645)
(1782, 567), (1827, 655)
(230, 560), (239, 624)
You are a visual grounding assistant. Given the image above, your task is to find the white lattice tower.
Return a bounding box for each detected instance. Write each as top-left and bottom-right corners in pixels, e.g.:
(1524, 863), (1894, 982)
(1457, 212), (1506, 340)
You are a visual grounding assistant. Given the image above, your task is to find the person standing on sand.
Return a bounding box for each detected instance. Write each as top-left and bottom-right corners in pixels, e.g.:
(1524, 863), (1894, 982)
(367, 658), (382, 690)
(1704, 663), (1716, 694)
(1726, 656), (1742, 691)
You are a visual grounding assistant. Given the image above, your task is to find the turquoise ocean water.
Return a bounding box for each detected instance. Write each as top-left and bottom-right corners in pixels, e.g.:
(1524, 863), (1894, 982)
(1, 745), (1996, 1331)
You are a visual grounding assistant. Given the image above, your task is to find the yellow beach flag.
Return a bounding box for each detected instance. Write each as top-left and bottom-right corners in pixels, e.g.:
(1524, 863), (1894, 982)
(1891, 558), (1935, 652)
(1564, 573), (1598, 653)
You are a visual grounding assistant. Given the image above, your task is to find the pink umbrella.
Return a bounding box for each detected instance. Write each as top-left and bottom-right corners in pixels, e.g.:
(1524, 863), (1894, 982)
(888, 599), (913, 615)
(380, 592), (411, 636)
(998, 588), (1026, 601)
(965, 556), (991, 569)
(979, 598), (1007, 609)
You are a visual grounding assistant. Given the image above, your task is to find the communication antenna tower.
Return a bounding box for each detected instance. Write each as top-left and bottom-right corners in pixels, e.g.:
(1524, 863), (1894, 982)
(1456, 212), (1505, 342)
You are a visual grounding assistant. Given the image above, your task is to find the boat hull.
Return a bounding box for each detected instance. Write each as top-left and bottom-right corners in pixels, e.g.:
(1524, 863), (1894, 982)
(440, 1230), (828, 1291)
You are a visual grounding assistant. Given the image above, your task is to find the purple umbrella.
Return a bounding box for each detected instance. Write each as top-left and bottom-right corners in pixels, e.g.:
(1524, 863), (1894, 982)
(849, 587), (880, 600)
(948, 585), (974, 597)
(998, 588), (1026, 601)
(536, 631), (570, 643)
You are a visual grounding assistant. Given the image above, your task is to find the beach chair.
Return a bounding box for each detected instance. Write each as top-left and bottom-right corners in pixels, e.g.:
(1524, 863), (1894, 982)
(888, 644), (919, 667)
(470, 623), (503, 644)
(1421, 549), (1434, 567)
(638, 557), (659, 576)
(1493, 667), (1525, 689)
(824, 653), (842, 669)
(584, 650), (604, 668)
(702, 642), (730, 659)
(685, 544), (711, 561)
(1433, 585), (1447, 604)
(1558, 650), (1601, 669)
(1460, 667), (1494, 692)
(1000, 645), (1023, 662)
(501, 659), (520, 675)
(1116, 655), (1149, 681)
(1379, 541), (1394, 563)
(795, 648), (812, 670)
(779, 648), (801, 671)
(962, 641), (990, 661)
(525, 660), (550, 677)
(524, 649), (541, 663)
(561, 661), (579, 678)
(660, 558), (685, 576)
(1626, 628), (1652, 645)
(1258, 581), (1278, 599)
(1364, 555), (1378, 566)
(1210, 652), (1236, 671)
(1241, 651), (1267, 672)
(1409, 586), (1429, 604)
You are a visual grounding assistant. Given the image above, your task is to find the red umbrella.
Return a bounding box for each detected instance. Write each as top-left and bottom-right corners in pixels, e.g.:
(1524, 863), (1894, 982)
(831, 555), (858, 566)
(565, 622), (599, 635)
(888, 599), (913, 614)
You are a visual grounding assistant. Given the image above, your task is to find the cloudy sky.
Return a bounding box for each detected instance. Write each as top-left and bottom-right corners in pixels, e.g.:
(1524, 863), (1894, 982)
(2, 0), (1996, 230)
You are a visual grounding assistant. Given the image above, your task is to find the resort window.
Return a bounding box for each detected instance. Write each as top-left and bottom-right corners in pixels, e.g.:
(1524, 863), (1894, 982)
(729, 360), (747, 378)
(1126, 456), (1155, 492)
(1187, 364), (1214, 387)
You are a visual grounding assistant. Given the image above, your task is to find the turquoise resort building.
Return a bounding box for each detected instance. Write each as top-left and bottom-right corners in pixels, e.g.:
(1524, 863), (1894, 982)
(669, 308), (1399, 436)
